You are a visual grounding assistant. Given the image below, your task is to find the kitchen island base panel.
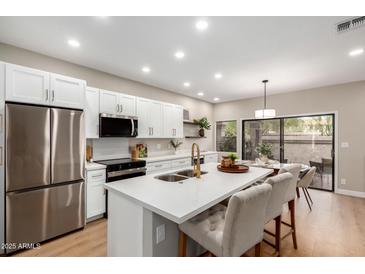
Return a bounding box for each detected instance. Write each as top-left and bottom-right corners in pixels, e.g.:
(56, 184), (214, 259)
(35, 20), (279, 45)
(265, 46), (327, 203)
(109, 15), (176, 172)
(108, 190), (205, 257)
(107, 190), (153, 257)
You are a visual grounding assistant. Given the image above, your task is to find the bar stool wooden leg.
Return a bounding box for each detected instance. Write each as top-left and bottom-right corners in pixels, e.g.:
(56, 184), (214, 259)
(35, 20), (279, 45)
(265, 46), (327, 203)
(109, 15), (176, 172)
(275, 215), (282, 256)
(288, 200), (298, 249)
(179, 231), (187, 257)
(255, 241), (262, 257)
(296, 187), (300, 198)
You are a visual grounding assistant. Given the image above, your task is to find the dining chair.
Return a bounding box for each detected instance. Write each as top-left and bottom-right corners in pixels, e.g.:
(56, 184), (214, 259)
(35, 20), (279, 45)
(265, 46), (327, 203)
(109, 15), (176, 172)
(262, 172), (293, 256)
(277, 164), (301, 250)
(310, 160), (323, 181)
(178, 183), (272, 257)
(297, 167), (316, 211)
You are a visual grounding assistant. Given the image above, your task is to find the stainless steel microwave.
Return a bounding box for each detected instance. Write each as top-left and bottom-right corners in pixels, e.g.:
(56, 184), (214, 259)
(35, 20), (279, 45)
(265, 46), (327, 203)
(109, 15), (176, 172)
(99, 114), (138, 137)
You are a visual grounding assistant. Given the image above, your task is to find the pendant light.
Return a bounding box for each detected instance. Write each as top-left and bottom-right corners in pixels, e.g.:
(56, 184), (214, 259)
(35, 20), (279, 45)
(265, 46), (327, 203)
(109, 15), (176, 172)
(254, 80), (276, 119)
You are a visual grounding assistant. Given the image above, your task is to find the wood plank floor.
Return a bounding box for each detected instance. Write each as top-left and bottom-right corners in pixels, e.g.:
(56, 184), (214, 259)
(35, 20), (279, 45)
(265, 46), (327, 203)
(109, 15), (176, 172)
(14, 189), (365, 257)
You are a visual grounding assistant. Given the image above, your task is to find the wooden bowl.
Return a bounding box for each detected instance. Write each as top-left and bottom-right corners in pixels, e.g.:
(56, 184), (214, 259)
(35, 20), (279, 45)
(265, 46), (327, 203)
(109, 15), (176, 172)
(217, 164), (249, 173)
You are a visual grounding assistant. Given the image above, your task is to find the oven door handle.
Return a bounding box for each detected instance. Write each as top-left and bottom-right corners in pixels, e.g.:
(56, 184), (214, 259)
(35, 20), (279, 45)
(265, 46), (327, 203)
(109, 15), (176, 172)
(108, 167), (146, 178)
(131, 118), (135, 136)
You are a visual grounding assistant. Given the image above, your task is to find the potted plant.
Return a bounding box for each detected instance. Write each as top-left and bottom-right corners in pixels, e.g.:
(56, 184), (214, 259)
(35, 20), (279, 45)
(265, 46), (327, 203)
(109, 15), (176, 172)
(228, 152), (238, 166)
(255, 143), (272, 164)
(194, 117), (211, 137)
(170, 139), (183, 154)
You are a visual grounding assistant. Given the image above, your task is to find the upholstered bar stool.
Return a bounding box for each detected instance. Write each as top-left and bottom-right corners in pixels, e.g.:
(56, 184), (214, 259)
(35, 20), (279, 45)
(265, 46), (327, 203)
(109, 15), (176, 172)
(178, 184), (272, 257)
(278, 164), (301, 250)
(297, 167), (316, 211)
(262, 173), (293, 256)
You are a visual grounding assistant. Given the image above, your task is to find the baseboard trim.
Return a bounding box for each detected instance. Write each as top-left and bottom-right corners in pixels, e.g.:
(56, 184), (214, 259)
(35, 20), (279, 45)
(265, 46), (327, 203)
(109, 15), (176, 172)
(336, 189), (365, 198)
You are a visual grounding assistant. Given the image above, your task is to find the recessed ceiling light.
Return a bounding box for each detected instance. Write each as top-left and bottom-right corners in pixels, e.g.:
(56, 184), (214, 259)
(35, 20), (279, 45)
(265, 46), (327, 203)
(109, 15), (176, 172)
(142, 66), (151, 73)
(68, 39), (80, 48)
(195, 20), (208, 31)
(349, 48), (364, 56)
(197, 92), (204, 96)
(213, 97), (220, 101)
(214, 73), (222, 79)
(183, 82), (191, 87)
(175, 51), (185, 59)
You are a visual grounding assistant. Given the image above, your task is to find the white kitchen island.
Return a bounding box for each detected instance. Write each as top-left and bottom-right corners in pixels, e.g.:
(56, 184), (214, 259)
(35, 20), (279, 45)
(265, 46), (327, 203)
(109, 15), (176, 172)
(104, 162), (273, 257)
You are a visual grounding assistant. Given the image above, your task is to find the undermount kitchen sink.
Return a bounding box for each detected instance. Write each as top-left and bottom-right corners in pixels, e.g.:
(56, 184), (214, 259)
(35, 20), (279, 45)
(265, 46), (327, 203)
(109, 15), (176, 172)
(155, 174), (188, 182)
(175, 169), (208, 177)
(155, 169), (208, 183)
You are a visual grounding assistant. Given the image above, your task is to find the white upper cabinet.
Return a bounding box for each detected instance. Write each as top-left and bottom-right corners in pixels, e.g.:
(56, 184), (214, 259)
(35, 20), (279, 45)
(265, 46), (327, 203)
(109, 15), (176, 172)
(85, 87), (100, 139)
(5, 63), (86, 109)
(100, 89), (119, 115)
(5, 63), (50, 105)
(119, 93), (136, 116)
(50, 73), (85, 109)
(100, 89), (136, 116)
(163, 103), (183, 138)
(136, 97), (163, 138)
(174, 105), (183, 138)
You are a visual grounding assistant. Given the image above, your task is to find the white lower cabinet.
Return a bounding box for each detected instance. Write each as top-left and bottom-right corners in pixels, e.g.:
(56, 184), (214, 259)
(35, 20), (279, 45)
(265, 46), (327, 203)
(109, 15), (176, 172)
(146, 160), (172, 174)
(171, 157), (191, 168)
(86, 168), (106, 221)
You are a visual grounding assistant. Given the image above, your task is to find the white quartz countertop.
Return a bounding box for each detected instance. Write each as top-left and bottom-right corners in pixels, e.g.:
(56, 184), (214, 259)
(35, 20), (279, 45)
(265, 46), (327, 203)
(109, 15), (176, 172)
(138, 151), (218, 163)
(104, 162), (273, 224)
(85, 162), (106, 171)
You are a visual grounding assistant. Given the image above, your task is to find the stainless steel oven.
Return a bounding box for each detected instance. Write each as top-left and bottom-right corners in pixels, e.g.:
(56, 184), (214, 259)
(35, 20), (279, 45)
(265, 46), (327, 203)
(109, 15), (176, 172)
(99, 114), (138, 137)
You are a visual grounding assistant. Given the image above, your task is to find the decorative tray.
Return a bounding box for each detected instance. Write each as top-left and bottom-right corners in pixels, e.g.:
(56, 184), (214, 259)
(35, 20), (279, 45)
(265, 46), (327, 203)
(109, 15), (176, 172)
(217, 164), (250, 173)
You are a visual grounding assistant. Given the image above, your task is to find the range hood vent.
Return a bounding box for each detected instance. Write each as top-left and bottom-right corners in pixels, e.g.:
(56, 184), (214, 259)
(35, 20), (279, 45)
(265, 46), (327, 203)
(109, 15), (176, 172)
(336, 16), (365, 33)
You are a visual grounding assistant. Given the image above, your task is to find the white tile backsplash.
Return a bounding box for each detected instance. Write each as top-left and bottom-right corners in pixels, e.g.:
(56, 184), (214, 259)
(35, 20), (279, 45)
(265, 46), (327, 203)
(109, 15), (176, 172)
(92, 138), (130, 160)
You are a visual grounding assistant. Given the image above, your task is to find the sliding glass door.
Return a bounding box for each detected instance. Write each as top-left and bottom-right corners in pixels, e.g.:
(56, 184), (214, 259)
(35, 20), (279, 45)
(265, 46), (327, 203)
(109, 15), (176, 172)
(243, 119), (281, 161)
(242, 114), (334, 191)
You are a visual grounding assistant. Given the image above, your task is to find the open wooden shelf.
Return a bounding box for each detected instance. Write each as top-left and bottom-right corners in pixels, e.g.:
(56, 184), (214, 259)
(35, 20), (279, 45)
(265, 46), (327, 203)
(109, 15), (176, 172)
(183, 120), (199, 125)
(184, 136), (207, 138)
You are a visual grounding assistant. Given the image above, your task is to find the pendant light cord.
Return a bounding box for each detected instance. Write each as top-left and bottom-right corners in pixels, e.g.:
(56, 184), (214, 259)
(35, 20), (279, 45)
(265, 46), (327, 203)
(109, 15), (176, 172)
(263, 79), (268, 110)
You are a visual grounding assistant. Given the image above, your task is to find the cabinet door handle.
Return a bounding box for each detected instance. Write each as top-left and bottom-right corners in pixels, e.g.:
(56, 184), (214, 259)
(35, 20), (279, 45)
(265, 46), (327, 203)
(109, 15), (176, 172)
(116, 104), (120, 112)
(45, 89), (49, 101)
(155, 164), (163, 168)
(91, 174), (104, 178)
(152, 127), (154, 136)
(51, 90), (55, 102)
(120, 104), (123, 113)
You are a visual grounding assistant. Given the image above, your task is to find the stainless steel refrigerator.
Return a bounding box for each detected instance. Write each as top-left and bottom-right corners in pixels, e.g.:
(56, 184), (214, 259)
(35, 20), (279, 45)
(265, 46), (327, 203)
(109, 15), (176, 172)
(5, 103), (85, 253)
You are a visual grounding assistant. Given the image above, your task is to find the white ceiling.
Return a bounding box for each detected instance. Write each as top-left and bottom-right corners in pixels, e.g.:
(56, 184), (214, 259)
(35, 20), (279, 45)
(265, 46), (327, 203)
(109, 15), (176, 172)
(0, 16), (364, 103)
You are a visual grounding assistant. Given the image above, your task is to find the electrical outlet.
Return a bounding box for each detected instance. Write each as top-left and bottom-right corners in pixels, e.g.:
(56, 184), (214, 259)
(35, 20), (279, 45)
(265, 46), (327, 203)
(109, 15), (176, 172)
(156, 224), (165, 244)
(341, 142), (349, 148)
(341, 178), (346, 185)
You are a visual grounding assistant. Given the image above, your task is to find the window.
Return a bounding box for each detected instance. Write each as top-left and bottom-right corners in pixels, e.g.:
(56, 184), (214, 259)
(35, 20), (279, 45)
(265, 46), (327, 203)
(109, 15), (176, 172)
(216, 120), (237, 152)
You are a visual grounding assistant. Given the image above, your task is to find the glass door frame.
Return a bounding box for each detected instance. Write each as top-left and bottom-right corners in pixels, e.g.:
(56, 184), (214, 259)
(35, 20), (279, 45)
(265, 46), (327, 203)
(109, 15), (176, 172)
(242, 113), (335, 192)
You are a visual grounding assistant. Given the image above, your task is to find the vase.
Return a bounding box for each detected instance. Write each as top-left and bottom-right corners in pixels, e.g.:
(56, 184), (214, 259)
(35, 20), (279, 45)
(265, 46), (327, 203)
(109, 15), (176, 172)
(199, 128), (205, 137)
(260, 155), (269, 164)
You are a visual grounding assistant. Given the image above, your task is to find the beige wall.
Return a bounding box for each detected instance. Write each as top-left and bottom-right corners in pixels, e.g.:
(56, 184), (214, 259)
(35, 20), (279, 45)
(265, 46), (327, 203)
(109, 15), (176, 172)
(0, 43), (214, 154)
(214, 81), (365, 193)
